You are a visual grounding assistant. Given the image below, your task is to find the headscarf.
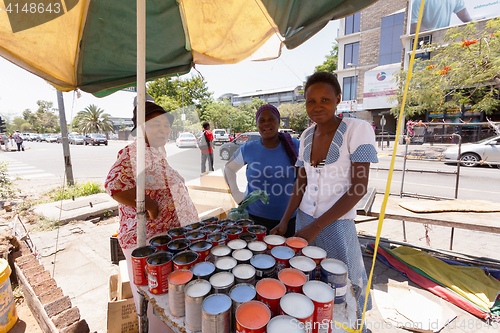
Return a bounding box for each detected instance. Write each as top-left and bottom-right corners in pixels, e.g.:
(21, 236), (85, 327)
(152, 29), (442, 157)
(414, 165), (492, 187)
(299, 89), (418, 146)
(256, 104), (298, 166)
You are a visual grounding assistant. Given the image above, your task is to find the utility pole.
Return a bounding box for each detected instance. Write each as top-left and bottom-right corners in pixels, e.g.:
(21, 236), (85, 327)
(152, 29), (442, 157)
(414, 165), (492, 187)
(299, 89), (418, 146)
(57, 91), (74, 186)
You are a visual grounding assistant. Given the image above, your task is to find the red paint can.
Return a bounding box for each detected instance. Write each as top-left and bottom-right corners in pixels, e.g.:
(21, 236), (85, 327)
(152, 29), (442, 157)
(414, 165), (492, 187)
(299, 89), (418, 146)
(247, 225), (267, 242)
(224, 226), (244, 240)
(239, 232), (257, 243)
(190, 240), (213, 262)
(173, 250), (199, 270)
(203, 224), (222, 235)
(235, 300), (271, 333)
(131, 246), (157, 286)
(185, 230), (206, 242)
(236, 219), (254, 232)
(207, 232), (228, 246)
(167, 238), (191, 254)
(256, 278), (286, 317)
(302, 281), (335, 333)
(278, 268), (307, 294)
(167, 227), (187, 240)
(285, 237), (308, 255)
(264, 235), (285, 253)
(185, 221), (205, 231)
(280, 293), (314, 333)
(218, 219), (236, 227)
(146, 252), (173, 295)
(271, 246), (295, 272)
(201, 216), (219, 225)
(148, 234), (172, 252)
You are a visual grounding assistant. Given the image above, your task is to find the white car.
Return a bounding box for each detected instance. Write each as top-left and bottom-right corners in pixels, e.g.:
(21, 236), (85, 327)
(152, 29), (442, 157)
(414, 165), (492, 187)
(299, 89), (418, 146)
(213, 129), (230, 145)
(443, 135), (500, 167)
(176, 133), (197, 148)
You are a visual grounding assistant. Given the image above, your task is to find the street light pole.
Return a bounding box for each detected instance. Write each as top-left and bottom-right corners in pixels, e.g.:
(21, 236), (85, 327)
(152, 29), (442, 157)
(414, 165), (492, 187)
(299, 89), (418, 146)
(347, 63), (358, 114)
(181, 87), (186, 132)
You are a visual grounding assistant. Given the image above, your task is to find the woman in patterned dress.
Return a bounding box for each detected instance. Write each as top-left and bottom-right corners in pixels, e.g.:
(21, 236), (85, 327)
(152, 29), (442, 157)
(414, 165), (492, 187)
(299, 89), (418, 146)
(271, 72), (378, 325)
(105, 96), (197, 332)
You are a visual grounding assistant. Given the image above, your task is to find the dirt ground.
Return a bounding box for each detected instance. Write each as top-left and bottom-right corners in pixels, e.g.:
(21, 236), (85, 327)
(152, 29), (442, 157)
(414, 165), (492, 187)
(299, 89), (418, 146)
(10, 291), (43, 333)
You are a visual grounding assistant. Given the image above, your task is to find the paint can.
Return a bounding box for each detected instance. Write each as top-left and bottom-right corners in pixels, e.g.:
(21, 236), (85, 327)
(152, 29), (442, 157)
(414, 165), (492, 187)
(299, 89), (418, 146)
(202, 293), (232, 333)
(239, 232), (258, 243)
(264, 235), (285, 253)
(302, 246), (327, 280)
(149, 234), (172, 252)
(250, 254), (276, 280)
(320, 258), (348, 304)
(173, 250), (199, 270)
(146, 252), (173, 295)
(201, 216), (219, 225)
(302, 281), (335, 333)
(185, 221), (206, 231)
(280, 293), (314, 333)
(267, 315), (307, 333)
(232, 248), (253, 265)
(185, 279), (212, 332)
(232, 264), (256, 285)
(289, 256), (316, 281)
(131, 246), (157, 286)
(230, 283), (257, 332)
(224, 225), (244, 240)
(192, 261), (216, 280)
(167, 238), (191, 254)
(285, 237), (308, 255)
(236, 219), (254, 232)
(203, 224), (222, 235)
(215, 256), (238, 273)
(247, 241), (267, 255)
(278, 268), (307, 293)
(207, 232), (228, 246)
(210, 245), (231, 263)
(209, 271), (235, 295)
(190, 240), (213, 262)
(247, 225), (267, 242)
(271, 246), (295, 272)
(218, 218), (236, 227)
(227, 239), (247, 251)
(168, 269), (193, 317)
(0, 260), (16, 333)
(255, 278), (286, 317)
(167, 226), (187, 240)
(235, 300), (271, 333)
(185, 230), (206, 242)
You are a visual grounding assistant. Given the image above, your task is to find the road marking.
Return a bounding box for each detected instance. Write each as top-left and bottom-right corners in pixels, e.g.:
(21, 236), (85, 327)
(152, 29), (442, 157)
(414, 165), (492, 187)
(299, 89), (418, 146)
(1, 157), (56, 179)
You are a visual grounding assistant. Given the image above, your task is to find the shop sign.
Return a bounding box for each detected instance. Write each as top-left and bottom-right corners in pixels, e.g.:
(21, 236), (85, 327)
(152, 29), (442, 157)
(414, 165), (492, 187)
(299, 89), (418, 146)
(428, 110), (444, 118)
(463, 110), (481, 117)
(363, 65), (399, 109)
(446, 108), (461, 118)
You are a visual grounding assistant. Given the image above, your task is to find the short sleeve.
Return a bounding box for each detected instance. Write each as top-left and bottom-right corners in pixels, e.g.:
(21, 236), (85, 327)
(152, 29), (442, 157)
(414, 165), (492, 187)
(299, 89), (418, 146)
(206, 131), (214, 141)
(295, 132), (306, 168)
(232, 146), (245, 165)
(348, 120), (379, 163)
(105, 147), (136, 196)
(454, 0), (466, 13)
(410, 0), (421, 23)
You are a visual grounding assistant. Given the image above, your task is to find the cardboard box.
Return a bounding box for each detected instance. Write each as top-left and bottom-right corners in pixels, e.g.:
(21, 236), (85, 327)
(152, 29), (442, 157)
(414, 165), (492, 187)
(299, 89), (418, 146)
(108, 274), (138, 333)
(118, 260), (133, 300)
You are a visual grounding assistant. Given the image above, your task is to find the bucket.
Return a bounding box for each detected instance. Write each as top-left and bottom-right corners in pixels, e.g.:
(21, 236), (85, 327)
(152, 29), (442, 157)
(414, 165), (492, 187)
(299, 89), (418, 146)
(131, 246), (157, 285)
(227, 239), (247, 251)
(202, 294), (232, 333)
(173, 250), (199, 270)
(192, 261), (216, 280)
(263, 235), (285, 253)
(236, 219), (254, 232)
(201, 216), (219, 225)
(0, 259), (17, 332)
(168, 269), (193, 317)
(239, 232), (257, 243)
(149, 234), (172, 252)
(185, 279), (212, 332)
(285, 237), (308, 255)
(289, 256), (316, 281)
(167, 238), (191, 254)
(247, 225), (267, 241)
(302, 246), (326, 280)
(232, 249), (253, 265)
(250, 254), (276, 280)
(235, 300), (271, 333)
(255, 278), (286, 317)
(215, 256), (237, 273)
(302, 281), (335, 333)
(218, 219), (236, 227)
(207, 232), (228, 246)
(278, 268), (307, 293)
(247, 241), (267, 255)
(210, 245), (231, 263)
(224, 226), (244, 240)
(146, 252), (173, 295)
(280, 293), (314, 333)
(209, 272), (235, 295)
(230, 283), (256, 332)
(167, 227), (187, 240)
(190, 240), (213, 262)
(320, 258), (348, 304)
(203, 224), (222, 235)
(185, 230), (206, 242)
(232, 264), (256, 285)
(267, 315), (307, 333)
(185, 221), (205, 231)
(270, 246), (295, 272)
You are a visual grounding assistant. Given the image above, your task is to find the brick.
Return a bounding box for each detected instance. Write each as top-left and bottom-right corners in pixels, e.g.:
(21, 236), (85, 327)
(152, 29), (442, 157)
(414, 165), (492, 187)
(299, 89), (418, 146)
(15, 253), (35, 264)
(24, 264), (44, 277)
(60, 319), (90, 333)
(28, 270), (50, 285)
(4, 202), (12, 212)
(32, 278), (57, 296)
(44, 295), (72, 318)
(51, 307), (80, 329)
(38, 287), (65, 305)
(12, 251), (23, 261)
(18, 258), (38, 271)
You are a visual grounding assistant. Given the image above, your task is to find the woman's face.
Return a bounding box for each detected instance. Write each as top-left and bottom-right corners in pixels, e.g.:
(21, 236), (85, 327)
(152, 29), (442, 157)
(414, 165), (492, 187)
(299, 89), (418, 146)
(305, 82), (341, 125)
(257, 109), (279, 140)
(145, 112), (171, 147)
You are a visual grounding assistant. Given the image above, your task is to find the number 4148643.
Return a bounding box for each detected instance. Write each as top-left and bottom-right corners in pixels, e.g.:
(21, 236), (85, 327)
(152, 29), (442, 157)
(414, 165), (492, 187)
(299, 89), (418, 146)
(5, 2), (61, 14)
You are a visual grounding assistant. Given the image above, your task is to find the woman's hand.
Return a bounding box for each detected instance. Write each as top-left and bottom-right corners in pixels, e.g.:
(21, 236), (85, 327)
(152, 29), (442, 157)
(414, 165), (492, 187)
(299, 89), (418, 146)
(270, 220), (288, 236)
(294, 223), (322, 244)
(145, 196), (159, 220)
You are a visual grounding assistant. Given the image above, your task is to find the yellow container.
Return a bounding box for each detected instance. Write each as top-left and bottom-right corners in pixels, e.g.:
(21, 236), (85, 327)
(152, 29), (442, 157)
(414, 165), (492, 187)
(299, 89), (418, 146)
(0, 259), (17, 333)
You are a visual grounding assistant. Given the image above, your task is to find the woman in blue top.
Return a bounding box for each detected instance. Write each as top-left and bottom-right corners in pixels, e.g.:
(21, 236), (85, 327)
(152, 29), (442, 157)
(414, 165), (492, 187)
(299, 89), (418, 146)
(224, 104), (300, 237)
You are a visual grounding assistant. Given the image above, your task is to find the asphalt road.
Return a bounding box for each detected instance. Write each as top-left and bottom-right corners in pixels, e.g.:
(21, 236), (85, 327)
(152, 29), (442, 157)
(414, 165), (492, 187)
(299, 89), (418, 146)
(1, 140), (499, 202)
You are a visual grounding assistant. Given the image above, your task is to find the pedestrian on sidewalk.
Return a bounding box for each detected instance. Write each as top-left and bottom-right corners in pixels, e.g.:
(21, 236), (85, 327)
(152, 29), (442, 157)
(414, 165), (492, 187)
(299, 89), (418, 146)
(200, 121), (214, 173)
(105, 94), (198, 333)
(13, 130), (24, 151)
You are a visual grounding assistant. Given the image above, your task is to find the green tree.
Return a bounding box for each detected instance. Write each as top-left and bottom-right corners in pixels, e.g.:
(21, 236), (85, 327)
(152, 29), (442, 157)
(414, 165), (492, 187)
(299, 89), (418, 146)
(12, 116), (31, 132)
(390, 19), (500, 117)
(315, 42), (338, 73)
(74, 104), (114, 134)
(278, 103), (309, 133)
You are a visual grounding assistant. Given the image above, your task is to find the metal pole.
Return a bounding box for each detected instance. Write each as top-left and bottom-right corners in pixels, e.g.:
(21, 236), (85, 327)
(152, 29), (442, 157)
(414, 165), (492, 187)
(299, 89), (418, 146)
(56, 91), (74, 186)
(400, 136), (409, 197)
(182, 88), (185, 133)
(454, 134), (462, 199)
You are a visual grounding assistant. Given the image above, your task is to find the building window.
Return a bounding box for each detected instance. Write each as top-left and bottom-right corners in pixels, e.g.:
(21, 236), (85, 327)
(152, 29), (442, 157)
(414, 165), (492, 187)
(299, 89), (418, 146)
(344, 42), (359, 69)
(345, 12), (361, 35)
(411, 35), (432, 50)
(379, 12), (405, 66)
(343, 76), (358, 101)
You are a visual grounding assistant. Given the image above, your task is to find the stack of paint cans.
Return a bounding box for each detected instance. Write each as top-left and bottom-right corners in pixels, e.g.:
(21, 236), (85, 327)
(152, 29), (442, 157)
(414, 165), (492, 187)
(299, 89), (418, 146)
(130, 216), (352, 333)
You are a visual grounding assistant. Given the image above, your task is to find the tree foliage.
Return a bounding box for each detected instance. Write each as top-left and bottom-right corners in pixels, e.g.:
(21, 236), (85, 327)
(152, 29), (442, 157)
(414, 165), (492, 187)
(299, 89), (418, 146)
(21, 101), (59, 133)
(74, 104), (114, 134)
(315, 42), (339, 73)
(278, 103), (309, 133)
(390, 19), (500, 117)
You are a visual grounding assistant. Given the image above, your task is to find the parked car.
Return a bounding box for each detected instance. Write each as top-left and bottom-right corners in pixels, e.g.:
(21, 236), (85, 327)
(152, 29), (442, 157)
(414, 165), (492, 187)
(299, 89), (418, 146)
(84, 133), (108, 146)
(70, 135), (85, 145)
(219, 132), (261, 160)
(213, 129), (230, 145)
(176, 133), (197, 148)
(0, 133), (8, 145)
(37, 134), (49, 142)
(443, 135), (500, 167)
(21, 133), (30, 141)
(47, 134), (59, 143)
(28, 133), (40, 141)
(56, 134), (63, 143)
(278, 128), (299, 139)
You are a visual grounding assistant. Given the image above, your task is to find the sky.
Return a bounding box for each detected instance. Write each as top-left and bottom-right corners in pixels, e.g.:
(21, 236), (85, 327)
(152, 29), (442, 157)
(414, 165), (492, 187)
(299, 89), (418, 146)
(0, 20), (339, 122)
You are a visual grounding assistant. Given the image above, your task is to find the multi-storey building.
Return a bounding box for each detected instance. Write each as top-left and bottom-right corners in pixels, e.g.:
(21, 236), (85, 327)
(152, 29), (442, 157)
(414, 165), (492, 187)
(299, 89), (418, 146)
(219, 86), (304, 108)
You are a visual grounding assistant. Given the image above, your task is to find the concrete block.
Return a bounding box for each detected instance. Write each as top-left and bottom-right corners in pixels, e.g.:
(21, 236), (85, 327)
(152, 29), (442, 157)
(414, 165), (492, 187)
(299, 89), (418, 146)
(32, 278), (57, 296)
(18, 258), (39, 271)
(28, 270), (51, 285)
(24, 264), (44, 277)
(44, 295), (72, 318)
(52, 306), (80, 329)
(60, 319), (90, 333)
(38, 287), (65, 305)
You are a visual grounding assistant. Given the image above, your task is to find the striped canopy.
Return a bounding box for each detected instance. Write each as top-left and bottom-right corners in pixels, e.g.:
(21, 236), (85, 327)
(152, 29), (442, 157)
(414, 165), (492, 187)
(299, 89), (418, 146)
(0, 0), (376, 96)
